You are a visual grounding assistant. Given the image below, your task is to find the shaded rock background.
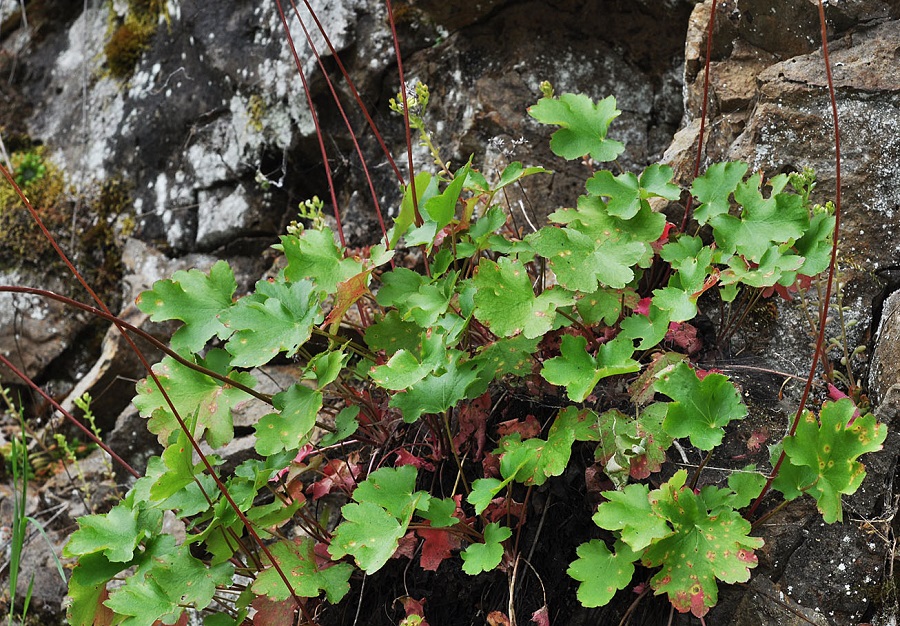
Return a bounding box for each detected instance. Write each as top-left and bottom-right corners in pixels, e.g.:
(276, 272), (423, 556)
(1, 0), (900, 624)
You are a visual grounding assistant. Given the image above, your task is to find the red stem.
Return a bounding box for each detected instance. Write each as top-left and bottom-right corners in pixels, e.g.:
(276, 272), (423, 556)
(274, 0), (346, 248)
(0, 286), (271, 404)
(1, 142), (308, 617)
(385, 0), (423, 228)
(748, 0), (842, 518)
(0, 353), (139, 478)
(287, 0), (392, 253)
(298, 0), (405, 184)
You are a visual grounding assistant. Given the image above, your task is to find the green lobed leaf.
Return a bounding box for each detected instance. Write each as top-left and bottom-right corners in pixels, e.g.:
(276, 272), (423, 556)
(329, 501), (408, 574)
(495, 161), (550, 190)
(639, 164), (682, 202)
(620, 304), (672, 350)
(559, 193), (667, 243)
(541, 334), (639, 402)
(389, 352), (481, 422)
(528, 93), (624, 162)
(642, 471), (764, 618)
(781, 399), (887, 523)
(418, 497), (459, 528)
(281, 227), (362, 294)
(576, 287), (631, 326)
(725, 466), (767, 510)
(584, 165), (680, 220)
(133, 350), (256, 448)
(794, 211), (836, 277)
(691, 161), (748, 224)
(422, 162), (471, 230)
(720, 246), (804, 289)
(527, 225), (646, 291)
(769, 440), (816, 502)
(102, 577), (182, 626)
(66, 552), (130, 626)
(64, 502), (143, 562)
(461, 522), (512, 575)
(220, 279), (322, 368)
(653, 243), (714, 322)
(654, 361), (747, 450)
(135, 260), (236, 354)
(551, 405), (602, 443)
(147, 544), (234, 610)
(468, 205), (509, 243)
(253, 538), (353, 603)
(319, 405), (360, 447)
(468, 478), (506, 515)
(254, 384), (323, 455)
(95, 535), (192, 626)
(593, 483), (671, 551)
(472, 257), (574, 339)
(568, 540), (637, 607)
(150, 429), (199, 501)
(306, 350), (347, 389)
(473, 335), (540, 379)
(364, 310), (423, 355)
(370, 349), (435, 391)
(376, 267), (426, 308)
(660, 235), (704, 265)
(390, 172), (438, 247)
(540, 334), (601, 402)
(710, 172), (809, 262)
(585, 170), (642, 218)
(352, 465), (426, 521)
(497, 408), (598, 487)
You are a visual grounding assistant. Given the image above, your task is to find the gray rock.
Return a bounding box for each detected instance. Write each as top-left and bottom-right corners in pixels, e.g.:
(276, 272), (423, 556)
(0, 272), (91, 385)
(870, 290), (900, 405)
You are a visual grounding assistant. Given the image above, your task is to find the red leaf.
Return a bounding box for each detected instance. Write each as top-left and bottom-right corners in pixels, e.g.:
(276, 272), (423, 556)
(395, 448), (436, 471)
(310, 455), (360, 499)
(271, 443), (315, 483)
(417, 527), (461, 571)
(634, 296), (652, 316)
(651, 221), (676, 254)
(286, 477), (307, 504)
(324, 271), (370, 327)
(453, 392), (492, 460)
(694, 367), (722, 381)
(531, 605), (550, 626)
(827, 383), (849, 401)
(665, 322), (702, 355)
(400, 596), (430, 625)
(252, 595), (298, 625)
(585, 463), (611, 504)
(484, 497), (526, 524)
(482, 451), (501, 479)
(94, 588), (115, 626)
(487, 611), (511, 626)
(452, 493), (476, 526)
(746, 428), (768, 452)
(496, 414), (541, 439)
(394, 531), (419, 560)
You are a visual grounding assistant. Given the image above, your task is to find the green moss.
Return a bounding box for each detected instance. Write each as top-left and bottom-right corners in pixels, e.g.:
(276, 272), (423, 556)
(104, 0), (168, 80)
(105, 22), (150, 79)
(0, 147), (133, 308)
(0, 146), (69, 266)
(247, 94), (266, 132)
